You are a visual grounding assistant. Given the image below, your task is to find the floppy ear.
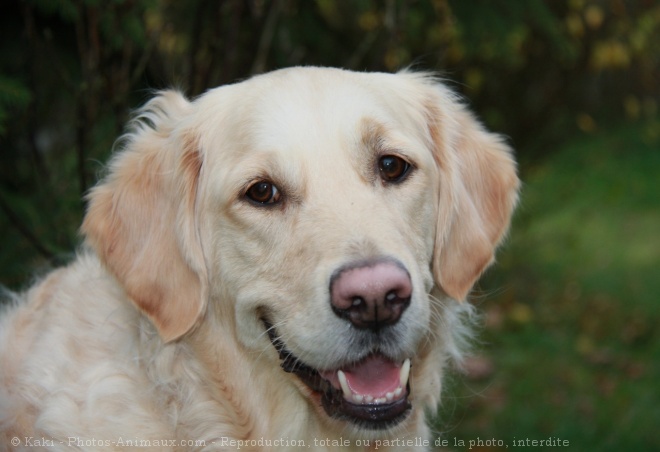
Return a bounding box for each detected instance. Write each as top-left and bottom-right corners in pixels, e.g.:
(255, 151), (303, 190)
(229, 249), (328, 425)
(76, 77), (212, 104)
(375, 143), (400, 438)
(428, 92), (520, 301)
(82, 91), (208, 342)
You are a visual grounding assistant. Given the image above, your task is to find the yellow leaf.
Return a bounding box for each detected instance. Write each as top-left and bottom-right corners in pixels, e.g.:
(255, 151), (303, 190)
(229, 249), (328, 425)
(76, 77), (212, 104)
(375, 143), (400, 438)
(623, 96), (641, 119)
(576, 113), (597, 133)
(510, 303), (533, 324)
(584, 6), (604, 30)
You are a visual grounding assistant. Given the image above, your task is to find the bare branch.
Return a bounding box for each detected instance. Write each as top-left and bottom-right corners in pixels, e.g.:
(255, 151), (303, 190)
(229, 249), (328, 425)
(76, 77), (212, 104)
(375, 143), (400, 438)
(21, 2), (50, 183)
(0, 195), (54, 260)
(250, 0), (282, 75)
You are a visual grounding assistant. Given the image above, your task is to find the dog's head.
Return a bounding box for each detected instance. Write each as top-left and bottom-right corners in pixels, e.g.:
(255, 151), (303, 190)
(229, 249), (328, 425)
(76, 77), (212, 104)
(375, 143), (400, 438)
(82, 67), (519, 434)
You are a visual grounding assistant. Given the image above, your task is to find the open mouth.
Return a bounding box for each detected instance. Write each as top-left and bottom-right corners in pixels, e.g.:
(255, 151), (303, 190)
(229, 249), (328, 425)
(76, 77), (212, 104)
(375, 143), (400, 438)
(263, 320), (412, 430)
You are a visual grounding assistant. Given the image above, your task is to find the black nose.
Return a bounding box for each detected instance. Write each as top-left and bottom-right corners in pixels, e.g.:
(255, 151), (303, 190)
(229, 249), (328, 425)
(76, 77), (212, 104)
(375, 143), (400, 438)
(330, 260), (412, 331)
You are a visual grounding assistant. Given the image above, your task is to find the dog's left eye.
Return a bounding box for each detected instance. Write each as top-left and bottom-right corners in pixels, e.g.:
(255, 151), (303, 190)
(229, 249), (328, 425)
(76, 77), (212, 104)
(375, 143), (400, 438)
(245, 181), (281, 205)
(379, 155), (411, 183)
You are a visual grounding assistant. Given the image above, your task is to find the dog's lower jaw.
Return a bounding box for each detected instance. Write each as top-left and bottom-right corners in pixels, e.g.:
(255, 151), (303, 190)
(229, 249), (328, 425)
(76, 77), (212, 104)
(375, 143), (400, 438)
(320, 387), (412, 431)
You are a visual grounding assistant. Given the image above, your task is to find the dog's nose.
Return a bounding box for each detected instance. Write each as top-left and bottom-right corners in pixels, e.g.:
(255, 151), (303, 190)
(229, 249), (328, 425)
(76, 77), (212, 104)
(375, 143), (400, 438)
(330, 260), (412, 331)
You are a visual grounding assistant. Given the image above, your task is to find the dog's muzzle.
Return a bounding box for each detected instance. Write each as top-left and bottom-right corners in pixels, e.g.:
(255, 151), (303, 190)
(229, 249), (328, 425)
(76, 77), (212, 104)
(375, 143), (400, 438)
(263, 319), (412, 430)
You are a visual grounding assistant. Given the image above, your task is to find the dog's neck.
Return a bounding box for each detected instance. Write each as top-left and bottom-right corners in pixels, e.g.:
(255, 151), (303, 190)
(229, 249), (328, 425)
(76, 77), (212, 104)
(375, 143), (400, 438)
(135, 312), (304, 446)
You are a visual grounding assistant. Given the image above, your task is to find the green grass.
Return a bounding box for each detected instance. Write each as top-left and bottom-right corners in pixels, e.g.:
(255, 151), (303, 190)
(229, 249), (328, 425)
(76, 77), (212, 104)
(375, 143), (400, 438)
(433, 119), (660, 451)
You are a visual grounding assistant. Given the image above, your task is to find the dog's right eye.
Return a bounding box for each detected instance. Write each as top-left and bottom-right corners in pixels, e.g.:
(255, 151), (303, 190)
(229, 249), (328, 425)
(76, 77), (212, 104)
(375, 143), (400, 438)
(245, 181), (281, 205)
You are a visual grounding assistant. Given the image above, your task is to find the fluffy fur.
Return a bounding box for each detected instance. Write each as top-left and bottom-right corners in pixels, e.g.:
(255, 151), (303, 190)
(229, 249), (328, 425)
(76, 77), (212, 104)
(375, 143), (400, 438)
(0, 67), (518, 451)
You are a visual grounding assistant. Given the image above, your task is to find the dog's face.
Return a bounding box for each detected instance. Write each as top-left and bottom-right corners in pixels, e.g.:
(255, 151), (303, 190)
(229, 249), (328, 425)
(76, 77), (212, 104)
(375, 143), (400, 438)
(82, 68), (519, 434)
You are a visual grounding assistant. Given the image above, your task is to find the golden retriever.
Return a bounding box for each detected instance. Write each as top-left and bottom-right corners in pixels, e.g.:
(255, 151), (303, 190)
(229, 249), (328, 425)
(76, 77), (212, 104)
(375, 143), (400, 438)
(0, 67), (519, 451)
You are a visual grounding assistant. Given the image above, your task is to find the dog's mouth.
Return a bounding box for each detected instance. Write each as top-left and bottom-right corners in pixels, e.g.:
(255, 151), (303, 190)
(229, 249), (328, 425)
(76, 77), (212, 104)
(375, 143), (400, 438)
(263, 320), (412, 430)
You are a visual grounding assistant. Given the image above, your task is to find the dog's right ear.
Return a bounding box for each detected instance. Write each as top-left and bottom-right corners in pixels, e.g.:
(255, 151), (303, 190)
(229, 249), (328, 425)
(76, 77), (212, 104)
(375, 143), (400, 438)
(82, 91), (208, 342)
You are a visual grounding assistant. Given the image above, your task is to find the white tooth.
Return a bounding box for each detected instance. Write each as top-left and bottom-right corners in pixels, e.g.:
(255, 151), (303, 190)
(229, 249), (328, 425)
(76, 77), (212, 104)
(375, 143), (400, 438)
(375, 397), (387, 405)
(337, 370), (352, 399)
(399, 358), (411, 388)
(365, 395), (374, 403)
(394, 387), (403, 398)
(352, 394), (364, 404)
(386, 392), (394, 402)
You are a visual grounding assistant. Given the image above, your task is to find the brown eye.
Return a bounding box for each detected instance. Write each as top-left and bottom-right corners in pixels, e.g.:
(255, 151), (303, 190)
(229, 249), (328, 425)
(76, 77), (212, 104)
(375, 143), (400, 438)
(246, 181), (281, 205)
(379, 155), (411, 183)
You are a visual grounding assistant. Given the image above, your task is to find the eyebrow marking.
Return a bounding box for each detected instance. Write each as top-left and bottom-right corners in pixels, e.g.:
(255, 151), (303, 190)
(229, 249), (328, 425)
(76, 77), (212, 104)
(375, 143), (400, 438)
(359, 117), (389, 152)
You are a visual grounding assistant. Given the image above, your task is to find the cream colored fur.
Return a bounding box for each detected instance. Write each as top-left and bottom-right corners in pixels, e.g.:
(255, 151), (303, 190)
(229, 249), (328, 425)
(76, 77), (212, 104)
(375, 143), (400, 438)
(0, 67), (518, 451)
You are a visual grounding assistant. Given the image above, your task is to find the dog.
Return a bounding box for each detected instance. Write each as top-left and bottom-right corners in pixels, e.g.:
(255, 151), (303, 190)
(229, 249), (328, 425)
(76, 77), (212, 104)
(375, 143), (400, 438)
(0, 67), (519, 451)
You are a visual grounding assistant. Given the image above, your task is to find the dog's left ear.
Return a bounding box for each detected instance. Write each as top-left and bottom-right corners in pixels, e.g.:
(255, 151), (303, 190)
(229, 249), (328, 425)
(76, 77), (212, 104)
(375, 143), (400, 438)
(427, 88), (520, 301)
(82, 91), (208, 342)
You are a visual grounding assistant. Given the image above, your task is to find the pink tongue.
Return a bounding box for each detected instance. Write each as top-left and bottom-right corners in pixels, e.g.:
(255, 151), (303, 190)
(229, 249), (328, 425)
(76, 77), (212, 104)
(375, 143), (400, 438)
(343, 355), (402, 398)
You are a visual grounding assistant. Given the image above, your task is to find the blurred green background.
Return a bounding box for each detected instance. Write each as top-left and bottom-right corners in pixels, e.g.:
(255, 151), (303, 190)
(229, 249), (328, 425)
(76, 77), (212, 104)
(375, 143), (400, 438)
(1, 1), (658, 450)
